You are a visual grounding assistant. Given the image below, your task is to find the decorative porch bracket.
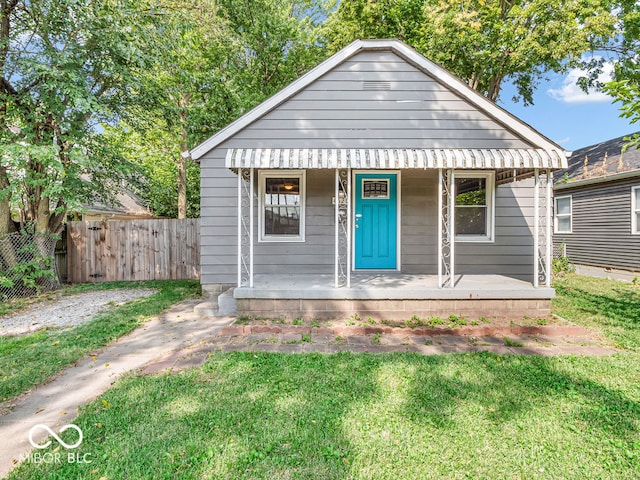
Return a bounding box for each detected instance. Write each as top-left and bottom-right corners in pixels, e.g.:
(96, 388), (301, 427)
(335, 169), (351, 287)
(237, 168), (254, 287)
(533, 169), (552, 287)
(438, 169), (455, 288)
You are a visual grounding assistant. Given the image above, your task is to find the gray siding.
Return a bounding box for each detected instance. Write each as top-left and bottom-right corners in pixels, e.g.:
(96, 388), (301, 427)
(200, 150), (237, 286)
(200, 165), (537, 286)
(200, 49), (542, 287)
(221, 51), (532, 150)
(553, 177), (640, 272)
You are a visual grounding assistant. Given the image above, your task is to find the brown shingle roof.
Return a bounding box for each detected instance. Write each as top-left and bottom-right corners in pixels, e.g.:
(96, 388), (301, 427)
(555, 132), (640, 184)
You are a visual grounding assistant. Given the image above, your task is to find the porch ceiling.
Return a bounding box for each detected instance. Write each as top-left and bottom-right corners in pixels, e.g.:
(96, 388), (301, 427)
(225, 148), (567, 170)
(233, 274), (556, 300)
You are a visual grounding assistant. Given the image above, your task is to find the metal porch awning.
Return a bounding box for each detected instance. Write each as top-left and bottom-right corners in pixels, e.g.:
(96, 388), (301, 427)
(225, 148), (567, 170)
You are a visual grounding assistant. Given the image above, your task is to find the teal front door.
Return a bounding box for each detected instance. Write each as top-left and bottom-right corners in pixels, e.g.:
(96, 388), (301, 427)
(354, 173), (397, 269)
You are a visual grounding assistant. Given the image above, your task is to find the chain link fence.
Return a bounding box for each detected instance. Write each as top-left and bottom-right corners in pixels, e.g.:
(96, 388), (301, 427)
(0, 232), (60, 301)
(553, 242), (567, 259)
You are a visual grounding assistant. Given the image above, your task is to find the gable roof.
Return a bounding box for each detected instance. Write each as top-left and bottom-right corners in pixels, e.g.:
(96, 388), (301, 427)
(191, 39), (566, 162)
(554, 132), (640, 189)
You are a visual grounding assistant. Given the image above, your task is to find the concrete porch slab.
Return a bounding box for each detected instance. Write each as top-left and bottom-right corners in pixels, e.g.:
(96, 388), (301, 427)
(233, 274), (555, 300)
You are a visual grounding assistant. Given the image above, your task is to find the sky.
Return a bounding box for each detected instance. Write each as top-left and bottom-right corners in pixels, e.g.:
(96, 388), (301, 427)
(497, 67), (638, 153)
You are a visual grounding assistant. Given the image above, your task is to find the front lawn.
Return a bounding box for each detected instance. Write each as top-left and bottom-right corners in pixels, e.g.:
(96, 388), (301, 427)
(7, 274), (639, 480)
(0, 280), (200, 403)
(9, 352), (639, 480)
(552, 273), (640, 352)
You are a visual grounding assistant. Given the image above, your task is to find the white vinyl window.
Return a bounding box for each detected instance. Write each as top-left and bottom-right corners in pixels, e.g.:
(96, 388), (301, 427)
(554, 195), (572, 233)
(454, 171), (495, 242)
(632, 186), (640, 234)
(258, 170), (305, 242)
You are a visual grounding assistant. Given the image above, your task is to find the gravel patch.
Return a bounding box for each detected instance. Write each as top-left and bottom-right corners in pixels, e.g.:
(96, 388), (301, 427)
(0, 289), (158, 336)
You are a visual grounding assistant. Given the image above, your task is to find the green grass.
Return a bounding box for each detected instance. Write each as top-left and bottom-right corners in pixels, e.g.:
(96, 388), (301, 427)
(7, 274), (640, 479)
(8, 352), (639, 480)
(0, 280), (200, 402)
(552, 273), (640, 352)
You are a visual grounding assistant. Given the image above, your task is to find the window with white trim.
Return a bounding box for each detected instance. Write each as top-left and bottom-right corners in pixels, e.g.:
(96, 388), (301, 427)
(258, 170), (305, 242)
(632, 186), (640, 234)
(454, 171), (495, 242)
(554, 195), (572, 233)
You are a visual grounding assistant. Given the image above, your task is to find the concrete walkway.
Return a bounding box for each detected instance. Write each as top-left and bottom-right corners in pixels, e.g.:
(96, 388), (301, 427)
(0, 300), (233, 479)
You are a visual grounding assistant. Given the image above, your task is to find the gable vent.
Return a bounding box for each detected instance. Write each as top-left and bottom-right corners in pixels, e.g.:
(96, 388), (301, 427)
(362, 80), (392, 91)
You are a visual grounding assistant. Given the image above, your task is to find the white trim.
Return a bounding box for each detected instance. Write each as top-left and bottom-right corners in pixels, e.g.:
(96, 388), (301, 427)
(437, 169), (443, 287)
(534, 169), (540, 288)
(191, 39), (566, 160)
(545, 170), (552, 287)
(352, 170), (401, 271)
(237, 170), (241, 287)
(448, 169), (455, 287)
(347, 171), (352, 287)
(632, 186), (640, 235)
(555, 169), (640, 190)
(249, 169), (254, 288)
(554, 195), (572, 234)
(453, 170), (495, 243)
(334, 169), (339, 287)
(258, 170), (306, 242)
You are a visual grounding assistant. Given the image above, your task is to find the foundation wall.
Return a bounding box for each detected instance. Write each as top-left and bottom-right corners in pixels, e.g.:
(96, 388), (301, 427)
(236, 298), (551, 321)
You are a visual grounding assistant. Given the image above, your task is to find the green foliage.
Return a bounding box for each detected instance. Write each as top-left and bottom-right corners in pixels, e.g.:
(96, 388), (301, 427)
(1, 0), (155, 234)
(325, 0), (621, 104)
(552, 249), (575, 275)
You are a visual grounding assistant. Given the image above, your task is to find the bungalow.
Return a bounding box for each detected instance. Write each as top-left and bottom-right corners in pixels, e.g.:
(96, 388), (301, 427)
(553, 133), (640, 280)
(191, 39), (568, 320)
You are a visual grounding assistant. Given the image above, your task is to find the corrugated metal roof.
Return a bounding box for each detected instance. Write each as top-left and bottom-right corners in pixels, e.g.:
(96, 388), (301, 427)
(226, 148), (568, 170)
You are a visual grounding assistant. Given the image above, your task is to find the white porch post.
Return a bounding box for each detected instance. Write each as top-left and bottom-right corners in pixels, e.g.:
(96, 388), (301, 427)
(437, 169), (443, 287)
(534, 168), (540, 287)
(237, 168), (254, 288)
(347, 170), (352, 288)
(249, 168), (254, 288)
(335, 169), (351, 288)
(545, 169), (552, 287)
(438, 168), (455, 288)
(334, 169), (339, 288)
(448, 169), (455, 287)
(237, 168), (242, 288)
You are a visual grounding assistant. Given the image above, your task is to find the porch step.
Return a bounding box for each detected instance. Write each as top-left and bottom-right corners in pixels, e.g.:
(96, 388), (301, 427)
(194, 288), (236, 317)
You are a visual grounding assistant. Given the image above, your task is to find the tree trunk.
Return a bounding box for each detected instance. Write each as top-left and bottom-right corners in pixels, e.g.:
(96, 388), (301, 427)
(0, 165), (15, 236)
(177, 98), (190, 219)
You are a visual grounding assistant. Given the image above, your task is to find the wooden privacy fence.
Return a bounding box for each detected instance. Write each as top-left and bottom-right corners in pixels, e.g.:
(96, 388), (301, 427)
(67, 219), (200, 283)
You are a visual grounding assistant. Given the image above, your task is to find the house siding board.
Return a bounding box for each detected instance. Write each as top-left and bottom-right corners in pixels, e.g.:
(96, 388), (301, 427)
(200, 151), (238, 285)
(223, 50), (531, 151)
(553, 177), (640, 271)
(199, 158), (538, 286)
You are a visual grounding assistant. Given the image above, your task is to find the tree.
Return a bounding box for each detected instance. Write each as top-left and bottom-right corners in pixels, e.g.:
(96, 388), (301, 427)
(324, 0), (620, 104)
(0, 0), (151, 236)
(122, 0), (234, 219)
(123, 0), (334, 218)
(604, 1), (640, 147)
